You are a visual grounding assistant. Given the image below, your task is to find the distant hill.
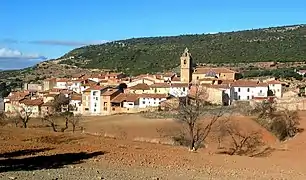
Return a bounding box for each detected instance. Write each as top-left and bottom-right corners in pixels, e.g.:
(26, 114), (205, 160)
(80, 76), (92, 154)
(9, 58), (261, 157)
(56, 24), (306, 75)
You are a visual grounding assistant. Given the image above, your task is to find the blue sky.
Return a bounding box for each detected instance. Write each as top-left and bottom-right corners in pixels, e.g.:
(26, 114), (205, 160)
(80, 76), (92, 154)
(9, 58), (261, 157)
(0, 0), (305, 70)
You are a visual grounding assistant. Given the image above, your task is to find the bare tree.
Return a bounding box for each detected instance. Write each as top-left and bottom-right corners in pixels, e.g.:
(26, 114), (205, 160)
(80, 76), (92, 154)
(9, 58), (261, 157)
(14, 106), (32, 128)
(42, 93), (72, 132)
(69, 114), (82, 133)
(175, 85), (225, 151)
(42, 112), (71, 132)
(217, 119), (264, 156)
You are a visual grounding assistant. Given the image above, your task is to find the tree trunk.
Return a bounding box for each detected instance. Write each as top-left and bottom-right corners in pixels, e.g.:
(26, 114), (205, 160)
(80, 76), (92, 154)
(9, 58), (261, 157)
(61, 118), (69, 132)
(72, 125), (75, 133)
(189, 126), (195, 151)
(23, 121), (27, 128)
(51, 122), (58, 132)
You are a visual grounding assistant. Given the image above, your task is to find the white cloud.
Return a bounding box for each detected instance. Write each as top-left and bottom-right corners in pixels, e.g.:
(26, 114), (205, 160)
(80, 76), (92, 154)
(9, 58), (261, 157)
(0, 48), (47, 60)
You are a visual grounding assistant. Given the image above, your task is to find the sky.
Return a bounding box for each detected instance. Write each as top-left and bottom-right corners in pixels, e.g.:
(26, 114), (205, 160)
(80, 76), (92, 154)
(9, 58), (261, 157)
(0, 0), (305, 70)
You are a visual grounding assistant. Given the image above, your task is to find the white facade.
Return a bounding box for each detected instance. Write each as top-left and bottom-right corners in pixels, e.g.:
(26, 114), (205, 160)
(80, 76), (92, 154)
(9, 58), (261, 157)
(55, 81), (68, 89)
(70, 99), (82, 114)
(90, 90), (101, 114)
(69, 82), (81, 93)
(233, 86), (268, 101)
(139, 97), (167, 108)
(268, 83), (282, 98)
(169, 86), (188, 97)
(123, 101), (137, 108)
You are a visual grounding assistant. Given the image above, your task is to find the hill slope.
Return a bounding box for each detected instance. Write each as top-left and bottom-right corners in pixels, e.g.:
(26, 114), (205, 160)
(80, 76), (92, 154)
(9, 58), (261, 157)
(59, 24), (305, 75)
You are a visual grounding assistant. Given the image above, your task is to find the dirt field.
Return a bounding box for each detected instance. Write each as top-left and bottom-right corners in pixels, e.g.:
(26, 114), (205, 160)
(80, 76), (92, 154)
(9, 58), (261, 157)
(1, 113), (306, 179)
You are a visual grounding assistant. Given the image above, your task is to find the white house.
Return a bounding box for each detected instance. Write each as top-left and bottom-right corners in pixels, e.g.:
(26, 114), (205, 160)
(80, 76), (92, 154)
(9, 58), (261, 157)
(110, 93), (140, 108)
(169, 83), (189, 97)
(231, 80), (268, 101)
(296, 69), (306, 76)
(55, 79), (68, 89)
(70, 94), (82, 114)
(68, 80), (82, 93)
(90, 89), (101, 114)
(139, 94), (168, 108)
(266, 80), (283, 98)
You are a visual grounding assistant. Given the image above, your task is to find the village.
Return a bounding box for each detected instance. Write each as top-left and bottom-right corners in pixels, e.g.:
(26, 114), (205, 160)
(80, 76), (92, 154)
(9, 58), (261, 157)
(3, 48), (306, 118)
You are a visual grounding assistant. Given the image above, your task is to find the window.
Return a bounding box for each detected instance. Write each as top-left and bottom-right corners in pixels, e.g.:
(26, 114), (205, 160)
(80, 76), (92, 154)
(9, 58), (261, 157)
(247, 96), (249, 100)
(183, 87), (186, 91)
(184, 60), (187, 64)
(96, 97), (98, 100)
(260, 89), (263, 93)
(94, 109), (96, 112)
(247, 88), (250, 92)
(85, 108), (89, 111)
(94, 103), (97, 107)
(277, 89), (280, 92)
(143, 101), (145, 104)
(238, 95), (241, 100)
(196, 76), (199, 80)
(238, 88), (240, 92)
(93, 91), (97, 96)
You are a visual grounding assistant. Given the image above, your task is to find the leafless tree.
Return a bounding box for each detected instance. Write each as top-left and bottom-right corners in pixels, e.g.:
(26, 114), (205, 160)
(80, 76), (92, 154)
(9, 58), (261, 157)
(42, 112), (71, 132)
(175, 85), (225, 151)
(42, 93), (72, 132)
(14, 106), (32, 128)
(217, 119), (264, 156)
(68, 114), (82, 133)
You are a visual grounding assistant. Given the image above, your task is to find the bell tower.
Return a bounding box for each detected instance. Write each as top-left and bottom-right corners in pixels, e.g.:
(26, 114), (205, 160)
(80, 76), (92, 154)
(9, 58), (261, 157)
(180, 48), (192, 83)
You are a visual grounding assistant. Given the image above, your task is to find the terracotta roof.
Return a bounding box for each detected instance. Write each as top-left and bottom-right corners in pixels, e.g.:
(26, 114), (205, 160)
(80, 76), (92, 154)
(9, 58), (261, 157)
(56, 78), (69, 82)
(101, 89), (120, 96)
(19, 98), (44, 106)
(231, 80), (268, 87)
(45, 94), (57, 98)
(171, 83), (189, 87)
(42, 101), (54, 106)
(129, 83), (150, 90)
(171, 77), (181, 81)
(266, 80), (283, 85)
(150, 83), (171, 88)
(201, 84), (230, 89)
(111, 93), (140, 103)
(83, 85), (107, 92)
(193, 67), (237, 74)
(163, 72), (176, 77)
(140, 94), (169, 99)
(71, 94), (82, 101)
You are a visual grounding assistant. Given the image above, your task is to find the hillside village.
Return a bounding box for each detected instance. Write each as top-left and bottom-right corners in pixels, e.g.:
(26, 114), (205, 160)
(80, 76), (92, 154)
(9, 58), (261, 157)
(3, 48), (306, 117)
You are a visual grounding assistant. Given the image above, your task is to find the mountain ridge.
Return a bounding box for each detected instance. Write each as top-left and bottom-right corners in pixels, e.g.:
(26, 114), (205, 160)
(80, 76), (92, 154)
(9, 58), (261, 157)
(55, 24), (306, 75)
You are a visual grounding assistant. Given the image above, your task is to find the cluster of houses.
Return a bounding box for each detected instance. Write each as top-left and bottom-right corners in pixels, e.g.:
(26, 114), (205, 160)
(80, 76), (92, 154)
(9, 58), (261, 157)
(3, 48), (285, 117)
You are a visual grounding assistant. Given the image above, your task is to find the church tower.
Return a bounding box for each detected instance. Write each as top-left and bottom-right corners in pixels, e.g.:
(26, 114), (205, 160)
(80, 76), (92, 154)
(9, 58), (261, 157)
(180, 48), (193, 83)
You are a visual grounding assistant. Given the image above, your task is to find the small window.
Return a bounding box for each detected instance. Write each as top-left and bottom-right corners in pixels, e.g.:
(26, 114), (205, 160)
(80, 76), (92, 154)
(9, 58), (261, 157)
(238, 88), (241, 92)
(247, 88), (250, 92)
(183, 87), (186, 91)
(85, 108), (89, 111)
(238, 95), (241, 100)
(94, 109), (96, 112)
(184, 60), (187, 64)
(143, 101), (145, 104)
(247, 96), (249, 100)
(196, 76), (199, 80)
(260, 89), (263, 93)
